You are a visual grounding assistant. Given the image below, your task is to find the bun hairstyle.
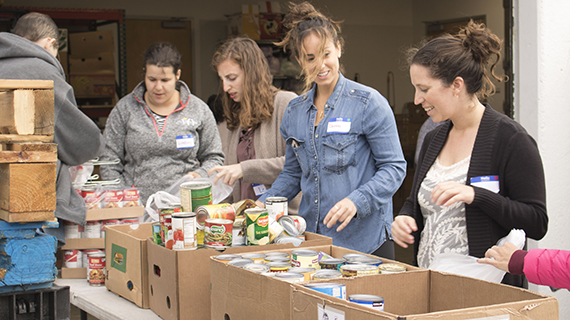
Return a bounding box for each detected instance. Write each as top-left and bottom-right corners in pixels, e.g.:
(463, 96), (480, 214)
(277, 1), (344, 91)
(142, 42), (182, 75)
(408, 20), (507, 99)
(211, 37), (275, 130)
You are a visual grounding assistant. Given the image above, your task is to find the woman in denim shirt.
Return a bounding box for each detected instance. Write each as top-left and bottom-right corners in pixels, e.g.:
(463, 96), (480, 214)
(258, 2), (406, 257)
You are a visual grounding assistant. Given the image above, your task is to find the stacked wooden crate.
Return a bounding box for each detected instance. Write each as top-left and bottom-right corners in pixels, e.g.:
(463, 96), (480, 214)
(0, 79), (59, 291)
(0, 79), (57, 223)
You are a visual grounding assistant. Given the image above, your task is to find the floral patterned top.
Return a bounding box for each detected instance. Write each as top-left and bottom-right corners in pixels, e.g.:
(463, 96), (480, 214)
(417, 156), (471, 269)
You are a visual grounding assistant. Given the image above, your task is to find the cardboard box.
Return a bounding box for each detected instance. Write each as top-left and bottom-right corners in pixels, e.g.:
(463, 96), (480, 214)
(69, 52), (115, 75)
(70, 74), (116, 98)
(86, 205), (144, 221)
(291, 270), (559, 319)
(69, 30), (114, 57)
(147, 232), (332, 320)
(227, 5), (261, 40)
(211, 244), (419, 320)
(61, 238), (104, 250)
(105, 223), (153, 308)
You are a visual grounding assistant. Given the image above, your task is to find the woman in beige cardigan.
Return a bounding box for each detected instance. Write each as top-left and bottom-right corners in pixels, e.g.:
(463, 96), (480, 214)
(208, 37), (301, 213)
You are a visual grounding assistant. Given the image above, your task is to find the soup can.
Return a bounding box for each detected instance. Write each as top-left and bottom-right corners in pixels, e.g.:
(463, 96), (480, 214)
(121, 218), (139, 225)
(265, 196), (288, 223)
(342, 253), (368, 260)
(122, 187), (140, 207)
(288, 267), (316, 281)
(152, 221), (162, 245)
(195, 204), (236, 222)
(163, 215), (174, 249)
(204, 218), (233, 248)
(214, 254), (241, 263)
(102, 187), (123, 209)
(265, 252), (289, 259)
(84, 221), (101, 238)
(227, 258), (254, 268)
(305, 283), (346, 300)
(243, 263), (271, 274)
(63, 221), (83, 239)
(275, 272), (304, 283)
(82, 187), (101, 210)
(172, 212), (197, 250)
(64, 250), (83, 268)
(264, 256), (291, 264)
(319, 258), (346, 271)
(82, 249), (103, 268)
(378, 263), (406, 274)
(241, 253), (266, 264)
(245, 208), (270, 246)
(291, 249), (320, 269)
(340, 264), (379, 277)
(87, 252), (106, 286)
(278, 215), (306, 237)
(180, 181), (212, 212)
(232, 217), (246, 247)
(159, 206), (181, 244)
(266, 261), (291, 273)
(273, 235), (304, 246)
(101, 219), (121, 238)
(349, 294), (384, 311)
(312, 269), (343, 280)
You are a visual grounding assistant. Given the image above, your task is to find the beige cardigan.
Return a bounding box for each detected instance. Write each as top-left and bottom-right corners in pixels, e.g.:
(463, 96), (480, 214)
(217, 91), (301, 214)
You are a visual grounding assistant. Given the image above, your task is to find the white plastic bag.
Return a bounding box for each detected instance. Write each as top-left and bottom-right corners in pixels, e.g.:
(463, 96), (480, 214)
(428, 229), (526, 283)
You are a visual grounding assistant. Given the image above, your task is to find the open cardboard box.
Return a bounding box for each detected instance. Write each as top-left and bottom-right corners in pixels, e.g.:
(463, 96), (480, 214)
(210, 244), (420, 320)
(147, 232), (332, 320)
(290, 270), (559, 320)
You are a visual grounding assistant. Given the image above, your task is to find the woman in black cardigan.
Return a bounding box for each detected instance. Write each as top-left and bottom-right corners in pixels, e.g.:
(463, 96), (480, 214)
(392, 21), (547, 287)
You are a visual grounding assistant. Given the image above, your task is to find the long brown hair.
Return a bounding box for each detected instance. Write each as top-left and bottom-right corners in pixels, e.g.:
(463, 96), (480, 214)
(212, 37), (275, 130)
(407, 20), (507, 99)
(276, 2), (344, 92)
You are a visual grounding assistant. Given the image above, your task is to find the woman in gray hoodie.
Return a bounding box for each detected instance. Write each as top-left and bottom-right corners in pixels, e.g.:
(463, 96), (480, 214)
(100, 43), (224, 205)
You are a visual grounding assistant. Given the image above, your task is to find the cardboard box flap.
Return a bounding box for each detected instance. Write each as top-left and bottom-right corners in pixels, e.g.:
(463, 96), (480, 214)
(69, 52), (115, 75)
(69, 30), (114, 56)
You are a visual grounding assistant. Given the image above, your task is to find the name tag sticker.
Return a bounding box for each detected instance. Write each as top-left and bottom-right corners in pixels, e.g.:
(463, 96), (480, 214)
(176, 135), (195, 149)
(470, 175), (500, 193)
(327, 117), (351, 133)
(252, 183), (267, 197)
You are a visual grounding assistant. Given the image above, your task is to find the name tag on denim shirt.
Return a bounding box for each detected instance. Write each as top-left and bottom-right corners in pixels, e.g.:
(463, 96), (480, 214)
(252, 183), (267, 197)
(176, 135), (195, 149)
(327, 118), (351, 133)
(470, 175), (500, 193)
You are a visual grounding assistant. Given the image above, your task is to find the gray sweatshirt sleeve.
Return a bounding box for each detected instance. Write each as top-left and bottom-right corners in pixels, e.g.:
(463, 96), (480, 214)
(100, 103), (128, 185)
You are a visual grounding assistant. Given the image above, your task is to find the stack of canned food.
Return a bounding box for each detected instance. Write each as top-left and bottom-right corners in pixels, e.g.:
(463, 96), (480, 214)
(77, 185), (141, 210)
(214, 250), (407, 312)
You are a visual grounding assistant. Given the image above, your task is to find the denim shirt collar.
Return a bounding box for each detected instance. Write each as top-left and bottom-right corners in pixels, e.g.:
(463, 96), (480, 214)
(300, 72), (347, 113)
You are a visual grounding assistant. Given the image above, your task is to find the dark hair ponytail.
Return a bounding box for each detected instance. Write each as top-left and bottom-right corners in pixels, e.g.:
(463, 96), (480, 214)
(143, 42), (182, 75)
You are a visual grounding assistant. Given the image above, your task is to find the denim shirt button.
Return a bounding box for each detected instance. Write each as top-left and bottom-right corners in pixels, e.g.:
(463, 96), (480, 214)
(315, 177), (318, 181)
(350, 89), (355, 93)
(315, 134), (319, 138)
(314, 199), (318, 203)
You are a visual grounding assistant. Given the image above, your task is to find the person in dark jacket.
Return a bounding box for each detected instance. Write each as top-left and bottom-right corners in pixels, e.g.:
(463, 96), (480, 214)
(0, 12), (105, 243)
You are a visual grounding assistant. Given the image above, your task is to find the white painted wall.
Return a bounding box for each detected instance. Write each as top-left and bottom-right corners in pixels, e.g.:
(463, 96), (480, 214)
(515, 0), (570, 315)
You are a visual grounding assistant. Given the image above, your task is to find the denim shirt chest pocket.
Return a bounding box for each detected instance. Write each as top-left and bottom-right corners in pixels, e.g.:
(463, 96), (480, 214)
(322, 132), (358, 174)
(287, 136), (311, 178)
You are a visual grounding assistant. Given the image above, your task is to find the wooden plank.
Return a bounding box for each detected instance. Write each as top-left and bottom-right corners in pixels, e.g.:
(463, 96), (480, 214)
(0, 79), (53, 90)
(33, 89), (55, 135)
(0, 135), (54, 143)
(0, 90), (35, 135)
(0, 163), (56, 213)
(0, 151), (58, 163)
(4, 142), (57, 152)
(0, 208), (54, 223)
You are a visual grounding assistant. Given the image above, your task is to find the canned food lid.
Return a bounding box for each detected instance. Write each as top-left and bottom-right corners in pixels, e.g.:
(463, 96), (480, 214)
(215, 254), (241, 261)
(264, 252), (289, 258)
(243, 263), (271, 273)
(266, 262), (291, 268)
(180, 181), (212, 189)
(241, 253), (265, 259)
(278, 216), (302, 237)
(172, 212), (196, 218)
(244, 207), (268, 214)
(349, 294), (384, 302)
(264, 257), (291, 263)
(275, 272), (304, 279)
(313, 270), (343, 278)
(291, 249), (318, 256)
(341, 264), (378, 271)
(379, 263), (406, 272)
(274, 236), (304, 246)
(305, 282), (345, 288)
(346, 257), (383, 265)
(233, 217), (245, 227)
(227, 258), (254, 267)
(88, 253), (105, 258)
(288, 267), (316, 273)
(265, 196), (287, 202)
(342, 253), (368, 260)
(319, 258), (346, 265)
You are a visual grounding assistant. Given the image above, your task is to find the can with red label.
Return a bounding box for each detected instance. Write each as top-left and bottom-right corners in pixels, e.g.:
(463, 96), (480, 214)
(278, 215), (307, 237)
(121, 218), (139, 225)
(63, 221), (83, 239)
(101, 219), (121, 238)
(84, 221), (102, 238)
(265, 196), (288, 223)
(204, 218), (233, 248)
(159, 206), (181, 245)
(102, 187), (123, 209)
(83, 249), (104, 268)
(64, 250), (83, 268)
(172, 212), (197, 250)
(122, 187), (140, 207)
(87, 252), (106, 286)
(82, 187), (101, 210)
(163, 215), (174, 249)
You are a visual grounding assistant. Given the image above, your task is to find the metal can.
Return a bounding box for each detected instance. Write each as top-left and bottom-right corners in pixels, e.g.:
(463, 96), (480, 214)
(243, 263), (271, 274)
(275, 272), (304, 283)
(227, 258), (254, 268)
(172, 212), (197, 250)
(278, 215), (307, 237)
(159, 206), (181, 245)
(312, 269), (343, 280)
(342, 253), (368, 260)
(87, 252), (106, 286)
(121, 218), (139, 225)
(63, 250), (83, 268)
(340, 264), (379, 277)
(291, 249), (320, 269)
(63, 221), (83, 239)
(122, 187), (140, 207)
(265, 252), (289, 259)
(266, 261), (291, 273)
(245, 208), (270, 246)
(152, 221), (161, 245)
(268, 221), (285, 243)
(241, 253), (266, 264)
(265, 196), (288, 223)
(319, 258), (346, 271)
(84, 221), (101, 238)
(264, 256), (291, 264)
(82, 187), (101, 210)
(195, 203), (236, 221)
(82, 249), (103, 268)
(204, 219), (233, 248)
(232, 217), (246, 247)
(180, 181), (212, 212)
(102, 187), (123, 209)
(378, 263), (406, 274)
(349, 294), (384, 311)
(305, 283), (346, 300)
(214, 254), (241, 263)
(288, 267), (316, 281)
(273, 235), (304, 246)
(100, 219), (121, 238)
(345, 256), (383, 267)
